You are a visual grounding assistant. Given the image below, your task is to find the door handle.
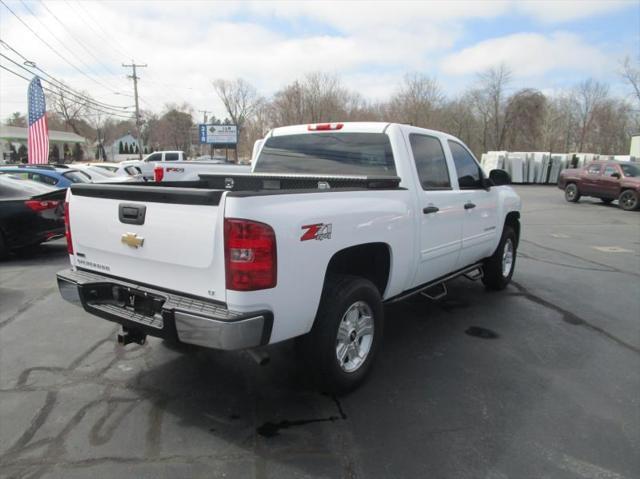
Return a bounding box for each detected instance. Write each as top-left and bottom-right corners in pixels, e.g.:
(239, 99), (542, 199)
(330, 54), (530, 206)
(464, 202), (476, 210)
(423, 206), (440, 214)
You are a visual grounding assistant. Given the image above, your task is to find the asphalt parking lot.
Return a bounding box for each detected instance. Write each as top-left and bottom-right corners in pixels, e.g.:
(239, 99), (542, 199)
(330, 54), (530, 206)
(1, 186), (639, 479)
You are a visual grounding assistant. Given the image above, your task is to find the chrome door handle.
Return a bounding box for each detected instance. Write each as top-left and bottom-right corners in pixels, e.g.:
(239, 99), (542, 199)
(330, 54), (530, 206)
(423, 206), (440, 214)
(464, 202), (476, 210)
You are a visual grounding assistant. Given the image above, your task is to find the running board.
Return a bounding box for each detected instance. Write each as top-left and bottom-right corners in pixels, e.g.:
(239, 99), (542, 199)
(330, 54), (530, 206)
(420, 283), (447, 301)
(385, 263), (484, 304)
(463, 267), (483, 281)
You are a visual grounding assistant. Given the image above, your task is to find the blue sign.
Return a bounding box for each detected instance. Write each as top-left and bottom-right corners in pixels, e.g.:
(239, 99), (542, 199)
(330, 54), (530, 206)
(199, 124), (207, 144)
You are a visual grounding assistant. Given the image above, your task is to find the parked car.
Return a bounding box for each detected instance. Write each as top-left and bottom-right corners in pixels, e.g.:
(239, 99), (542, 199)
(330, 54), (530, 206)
(558, 161), (640, 210)
(88, 162), (143, 181)
(0, 165), (91, 188)
(0, 172), (65, 259)
(70, 164), (137, 183)
(57, 122), (521, 393)
(123, 151), (187, 179)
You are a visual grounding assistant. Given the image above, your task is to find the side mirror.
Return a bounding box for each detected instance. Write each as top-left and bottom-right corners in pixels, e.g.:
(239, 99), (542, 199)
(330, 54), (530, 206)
(611, 172), (621, 179)
(489, 169), (511, 186)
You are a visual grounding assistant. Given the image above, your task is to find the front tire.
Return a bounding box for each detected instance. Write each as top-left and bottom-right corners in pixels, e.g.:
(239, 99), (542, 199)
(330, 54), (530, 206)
(482, 226), (517, 291)
(618, 190), (639, 211)
(305, 275), (384, 395)
(565, 183), (580, 202)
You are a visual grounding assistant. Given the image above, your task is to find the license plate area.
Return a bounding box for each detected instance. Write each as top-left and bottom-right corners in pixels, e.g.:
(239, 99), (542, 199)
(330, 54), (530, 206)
(84, 284), (166, 318)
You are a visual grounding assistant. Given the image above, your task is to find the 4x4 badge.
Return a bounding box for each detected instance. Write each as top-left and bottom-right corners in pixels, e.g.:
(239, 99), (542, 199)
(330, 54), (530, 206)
(301, 223), (332, 241)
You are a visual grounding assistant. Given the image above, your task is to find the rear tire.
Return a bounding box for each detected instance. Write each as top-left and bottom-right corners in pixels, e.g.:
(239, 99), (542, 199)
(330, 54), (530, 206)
(618, 190), (639, 211)
(565, 183), (580, 202)
(303, 275), (384, 395)
(482, 226), (517, 291)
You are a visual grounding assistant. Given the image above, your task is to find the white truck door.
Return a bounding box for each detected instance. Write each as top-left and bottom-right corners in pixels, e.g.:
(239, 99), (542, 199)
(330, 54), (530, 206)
(407, 132), (464, 285)
(447, 140), (499, 269)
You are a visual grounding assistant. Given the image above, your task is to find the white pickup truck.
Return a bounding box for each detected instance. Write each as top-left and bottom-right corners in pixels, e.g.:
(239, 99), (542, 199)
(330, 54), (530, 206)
(57, 122), (521, 393)
(123, 150), (187, 179)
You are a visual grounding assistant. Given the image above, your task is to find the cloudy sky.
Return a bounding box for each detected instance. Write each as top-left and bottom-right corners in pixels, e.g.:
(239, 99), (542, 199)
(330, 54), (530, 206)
(0, 0), (638, 122)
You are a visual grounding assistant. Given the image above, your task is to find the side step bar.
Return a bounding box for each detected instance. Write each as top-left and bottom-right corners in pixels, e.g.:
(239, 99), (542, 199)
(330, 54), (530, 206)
(386, 263), (484, 304)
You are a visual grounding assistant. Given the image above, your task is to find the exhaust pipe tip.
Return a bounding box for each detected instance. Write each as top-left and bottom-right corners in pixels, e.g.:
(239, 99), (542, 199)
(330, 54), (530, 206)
(247, 348), (270, 366)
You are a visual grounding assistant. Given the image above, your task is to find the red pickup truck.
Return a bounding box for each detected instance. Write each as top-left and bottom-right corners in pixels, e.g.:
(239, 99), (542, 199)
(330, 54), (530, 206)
(558, 161), (640, 211)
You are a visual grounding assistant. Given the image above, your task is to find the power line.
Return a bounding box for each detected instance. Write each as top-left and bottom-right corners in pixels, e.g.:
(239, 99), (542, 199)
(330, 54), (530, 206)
(0, 0), (123, 96)
(36, 0), (128, 86)
(0, 40), (132, 112)
(17, 0), (125, 95)
(0, 63), (134, 119)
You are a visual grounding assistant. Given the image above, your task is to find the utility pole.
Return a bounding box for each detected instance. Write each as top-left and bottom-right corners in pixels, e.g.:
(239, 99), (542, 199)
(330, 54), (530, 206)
(122, 60), (147, 160)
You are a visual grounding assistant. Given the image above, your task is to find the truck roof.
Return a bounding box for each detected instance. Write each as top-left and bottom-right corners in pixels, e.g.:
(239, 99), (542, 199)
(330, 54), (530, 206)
(269, 122), (461, 142)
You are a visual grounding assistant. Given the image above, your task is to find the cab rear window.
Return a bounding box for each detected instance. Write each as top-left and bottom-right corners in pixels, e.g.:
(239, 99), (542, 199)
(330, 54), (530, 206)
(255, 133), (396, 176)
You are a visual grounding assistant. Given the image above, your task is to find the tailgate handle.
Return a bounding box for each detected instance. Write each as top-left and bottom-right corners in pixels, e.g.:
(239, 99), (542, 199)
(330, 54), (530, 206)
(119, 203), (146, 225)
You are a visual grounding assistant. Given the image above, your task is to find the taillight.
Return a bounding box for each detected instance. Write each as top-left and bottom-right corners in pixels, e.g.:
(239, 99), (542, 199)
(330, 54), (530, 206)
(154, 165), (164, 182)
(224, 218), (277, 291)
(25, 200), (59, 212)
(308, 123), (343, 131)
(64, 201), (73, 254)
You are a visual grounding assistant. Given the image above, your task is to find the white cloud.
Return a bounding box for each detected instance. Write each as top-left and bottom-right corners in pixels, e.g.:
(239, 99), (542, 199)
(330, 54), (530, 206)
(515, 0), (631, 23)
(0, 0), (634, 121)
(441, 32), (613, 77)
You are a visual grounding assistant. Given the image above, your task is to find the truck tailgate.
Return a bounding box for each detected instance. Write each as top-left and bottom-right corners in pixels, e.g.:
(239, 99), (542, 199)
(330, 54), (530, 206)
(68, 184), (226, 302)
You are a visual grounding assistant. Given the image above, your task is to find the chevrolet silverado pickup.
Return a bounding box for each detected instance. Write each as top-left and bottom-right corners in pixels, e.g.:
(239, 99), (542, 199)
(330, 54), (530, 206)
(57, 122), (521, 393)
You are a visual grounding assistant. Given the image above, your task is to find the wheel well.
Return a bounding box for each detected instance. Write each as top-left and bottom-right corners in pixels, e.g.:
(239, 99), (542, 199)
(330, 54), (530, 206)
(325, 243), (391, 296)
(505, 212), (521, 247)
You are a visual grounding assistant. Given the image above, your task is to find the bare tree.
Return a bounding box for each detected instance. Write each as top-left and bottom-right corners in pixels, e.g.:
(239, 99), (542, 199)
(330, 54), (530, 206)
(5, 112), (27, 127)
(572, 79), (609, 152)
(475, 64), (513, 150)
(47, 84), (90, 135)
(621, 56), (640, 105)
(213, 78), (260, 137)
(388, 73), (443, 127)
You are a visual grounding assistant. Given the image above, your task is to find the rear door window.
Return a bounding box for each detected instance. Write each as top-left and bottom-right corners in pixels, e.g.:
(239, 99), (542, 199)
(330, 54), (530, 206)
(409, 134), (450, 189)
(165, 153), (179, 161)
(586, 164), (601, 175)
(255, 133), (396, 176)
(29, 172), (58, 185)
(603, 166), (619, 177)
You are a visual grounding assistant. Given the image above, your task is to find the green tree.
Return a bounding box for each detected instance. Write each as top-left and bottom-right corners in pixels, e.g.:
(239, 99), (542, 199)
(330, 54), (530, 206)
(119, 141), (124, 154)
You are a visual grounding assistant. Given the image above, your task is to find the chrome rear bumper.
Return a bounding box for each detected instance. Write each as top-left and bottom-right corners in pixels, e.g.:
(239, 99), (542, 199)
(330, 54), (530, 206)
(57, 268), (272, 350)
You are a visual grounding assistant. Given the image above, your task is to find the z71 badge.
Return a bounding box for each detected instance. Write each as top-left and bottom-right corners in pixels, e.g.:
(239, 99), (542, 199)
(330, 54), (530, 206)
(301, 223), (332, 241)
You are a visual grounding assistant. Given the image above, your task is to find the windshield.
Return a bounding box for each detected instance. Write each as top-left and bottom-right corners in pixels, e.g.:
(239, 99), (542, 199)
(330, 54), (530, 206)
(620, 163), (639, 177)
(255, 132), (396, 176)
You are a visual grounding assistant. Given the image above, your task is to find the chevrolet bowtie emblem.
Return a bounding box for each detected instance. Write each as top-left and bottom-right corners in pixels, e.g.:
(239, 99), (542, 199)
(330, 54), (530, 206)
(121, 232), (144, 248)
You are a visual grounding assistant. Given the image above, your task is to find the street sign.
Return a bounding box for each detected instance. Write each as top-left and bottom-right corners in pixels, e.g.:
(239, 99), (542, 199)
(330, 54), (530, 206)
(198, 124), (237, 145)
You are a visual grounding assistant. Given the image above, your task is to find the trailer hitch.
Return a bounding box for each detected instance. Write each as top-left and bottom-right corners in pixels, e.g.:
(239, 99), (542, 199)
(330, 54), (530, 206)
(117, 327), (147, 346)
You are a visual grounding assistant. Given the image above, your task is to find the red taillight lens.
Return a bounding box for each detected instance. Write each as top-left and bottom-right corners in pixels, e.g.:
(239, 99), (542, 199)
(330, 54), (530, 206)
(224, 218), (276, 291)
(25, 200), (60, 212)
(154, 165), (164, 182)
(308, 123), (343, 131)
(64, 201), (73, 254)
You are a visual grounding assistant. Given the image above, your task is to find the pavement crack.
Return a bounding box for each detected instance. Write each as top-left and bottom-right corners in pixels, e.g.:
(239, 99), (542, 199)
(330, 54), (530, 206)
(511, 281), (640, 355)
(0, 287), (56, 330)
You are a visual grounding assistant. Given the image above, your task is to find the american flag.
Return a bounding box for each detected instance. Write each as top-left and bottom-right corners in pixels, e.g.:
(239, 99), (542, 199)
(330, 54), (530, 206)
(28, 76), (49, 164)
